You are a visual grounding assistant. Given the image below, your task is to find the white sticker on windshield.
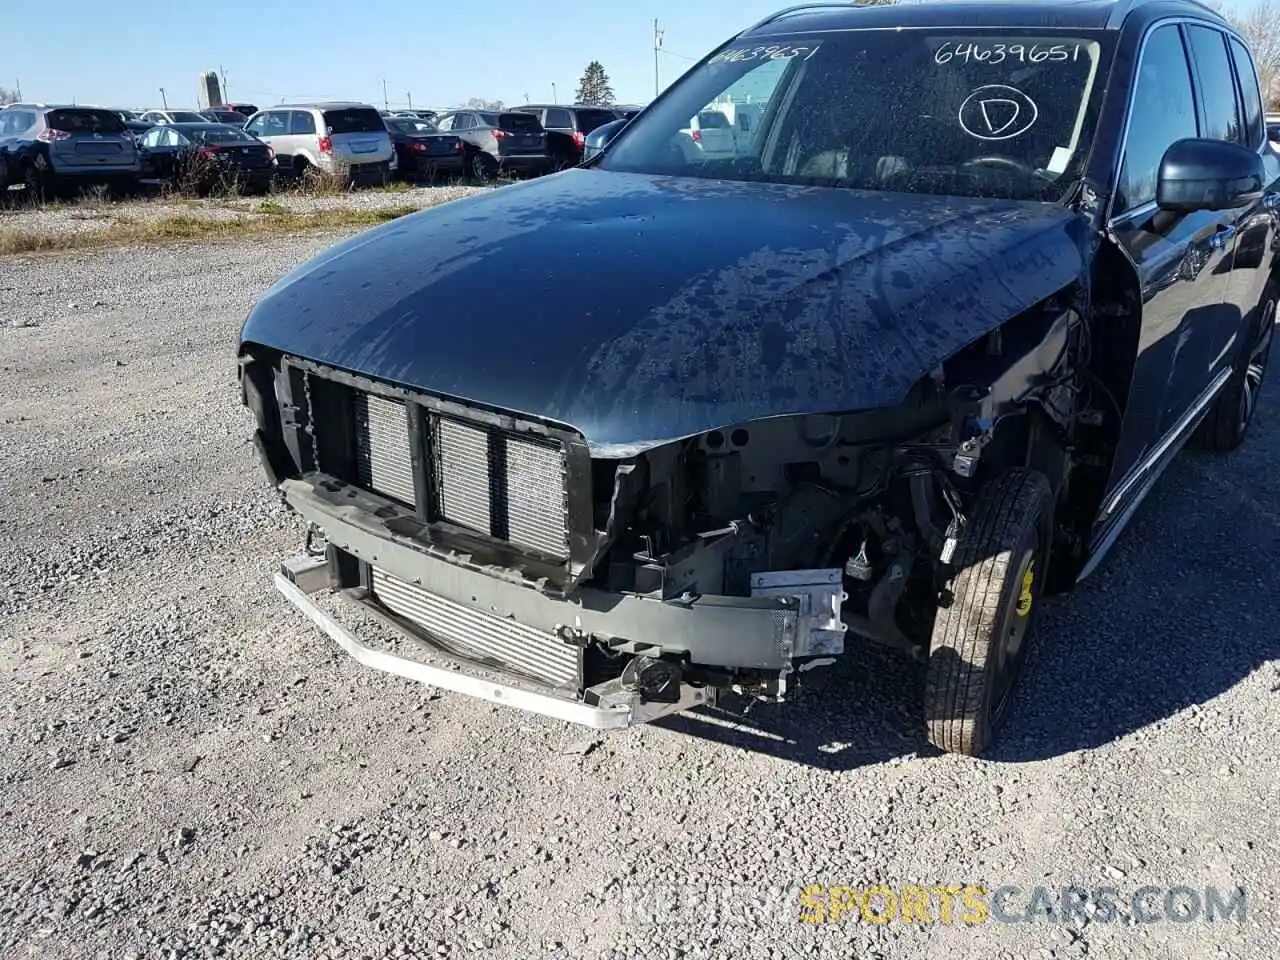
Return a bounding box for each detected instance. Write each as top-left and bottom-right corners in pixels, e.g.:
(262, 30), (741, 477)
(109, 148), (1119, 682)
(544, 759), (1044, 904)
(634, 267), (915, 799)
(1046, 146), (1072, 174)
(958, 84), (1039, 141)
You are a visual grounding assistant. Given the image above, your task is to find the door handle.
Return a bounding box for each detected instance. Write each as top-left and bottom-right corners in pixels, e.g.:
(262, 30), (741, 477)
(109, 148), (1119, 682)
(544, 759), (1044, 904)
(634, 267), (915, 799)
(1208, 224), (1236, 251)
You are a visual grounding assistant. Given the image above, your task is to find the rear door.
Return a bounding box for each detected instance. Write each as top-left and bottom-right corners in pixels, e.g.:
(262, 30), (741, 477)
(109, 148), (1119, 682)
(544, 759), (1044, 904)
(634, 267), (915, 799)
(1158, 24), (1250, 426)
(43, 108), (136, 170)
(321, 106), (392, 165)
(287, 110), (317, 161)
(1221, 34), (1280, 417)
(495, 111), (545, 158)
(1103, 23), (1236, 511)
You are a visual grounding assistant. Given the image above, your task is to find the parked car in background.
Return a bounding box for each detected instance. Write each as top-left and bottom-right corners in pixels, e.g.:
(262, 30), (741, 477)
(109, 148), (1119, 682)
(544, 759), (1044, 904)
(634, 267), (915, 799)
(138, 122), (275, 194)
(431, 109), (548, 180)
(513, 104), (620, 169)
(140, 109), (208, 125)
(581, 116), (628, 163)
(201, 109), (248, 126)
(0, 104), (141, 199)
(242, 0), (1278, 758)
(221, 102), (260, 118)
(244, 102), (392, 185)
(1268, 113), (1280, 145)
(385, 116), (464, 180)
(612, 104), (644, 120)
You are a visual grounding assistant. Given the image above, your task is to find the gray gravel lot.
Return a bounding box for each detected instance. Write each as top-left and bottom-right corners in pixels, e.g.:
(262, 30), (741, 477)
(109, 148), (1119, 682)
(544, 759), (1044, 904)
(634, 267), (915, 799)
(0, 184), (485, 239)
(1, 235), (1277, 960)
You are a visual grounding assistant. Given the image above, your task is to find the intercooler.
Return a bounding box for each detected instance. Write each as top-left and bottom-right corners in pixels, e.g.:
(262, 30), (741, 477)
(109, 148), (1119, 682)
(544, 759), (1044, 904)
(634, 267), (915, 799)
(318, 382), (570, 560)
(370, 566), (580, 688)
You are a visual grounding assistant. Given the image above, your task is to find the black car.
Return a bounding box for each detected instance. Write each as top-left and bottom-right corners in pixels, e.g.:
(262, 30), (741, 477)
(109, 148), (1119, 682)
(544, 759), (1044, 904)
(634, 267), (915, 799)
(513, 104), (622, 169)
(139, 123), (275, 193)
(384, 116), (464, 180)
(238, 0), (1279, 756)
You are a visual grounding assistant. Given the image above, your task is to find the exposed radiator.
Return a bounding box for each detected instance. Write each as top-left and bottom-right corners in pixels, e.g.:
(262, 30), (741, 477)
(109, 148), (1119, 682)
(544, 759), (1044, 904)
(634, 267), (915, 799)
(371, 566), (580, 689)
(501, 435), (568, 556)
(353, 392), (416, 506)
(434, 416), (492, 534)
(338, 384), (570, 560)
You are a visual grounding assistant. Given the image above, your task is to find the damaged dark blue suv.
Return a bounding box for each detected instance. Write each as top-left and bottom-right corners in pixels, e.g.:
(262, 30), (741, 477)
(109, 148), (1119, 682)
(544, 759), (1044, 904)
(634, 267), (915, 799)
(239, 0), (1280, 756)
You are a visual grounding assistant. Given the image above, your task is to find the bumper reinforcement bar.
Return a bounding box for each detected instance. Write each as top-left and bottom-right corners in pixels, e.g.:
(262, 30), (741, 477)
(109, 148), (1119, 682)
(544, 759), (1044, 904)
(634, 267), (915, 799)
(273, 558), (708, 730)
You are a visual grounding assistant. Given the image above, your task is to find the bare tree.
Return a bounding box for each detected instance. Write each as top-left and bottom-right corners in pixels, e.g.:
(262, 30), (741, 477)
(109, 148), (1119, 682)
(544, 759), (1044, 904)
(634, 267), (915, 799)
(0, 86), (19, 105)
(1206, 0), (1280, 108)
(1233, 2), (1280, 109)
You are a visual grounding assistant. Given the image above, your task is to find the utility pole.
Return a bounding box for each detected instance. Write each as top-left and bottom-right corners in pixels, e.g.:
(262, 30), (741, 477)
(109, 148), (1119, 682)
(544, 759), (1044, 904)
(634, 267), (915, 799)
(552, 82), (558, 103)
(382, 79), (389, 111)
(407, 91), (413, 110)
(219, 64), (228, 101)
(159, 87), (168, 109)
(653, 18), (663, 98)
(14, 78), (21, 100)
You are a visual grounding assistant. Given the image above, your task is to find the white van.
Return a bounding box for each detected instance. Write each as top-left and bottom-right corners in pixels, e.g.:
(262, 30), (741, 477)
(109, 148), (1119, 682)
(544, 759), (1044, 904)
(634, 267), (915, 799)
(244, 102), (393, 184)
(683, 109), (738, 160)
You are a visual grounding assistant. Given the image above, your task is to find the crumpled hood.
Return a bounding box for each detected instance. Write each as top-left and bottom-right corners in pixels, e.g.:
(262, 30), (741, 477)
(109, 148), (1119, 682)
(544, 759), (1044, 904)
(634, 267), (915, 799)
(240, 169), (1087, 453)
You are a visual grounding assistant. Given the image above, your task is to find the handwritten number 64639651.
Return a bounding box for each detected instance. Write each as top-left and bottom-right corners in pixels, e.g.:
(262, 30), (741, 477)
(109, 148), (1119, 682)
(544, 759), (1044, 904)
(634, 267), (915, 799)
(935, 41), (1082, 65)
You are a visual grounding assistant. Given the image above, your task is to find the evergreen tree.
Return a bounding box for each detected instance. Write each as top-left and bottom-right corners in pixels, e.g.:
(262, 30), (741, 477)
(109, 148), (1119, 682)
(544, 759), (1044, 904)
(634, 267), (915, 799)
(575, 62), (615, 107)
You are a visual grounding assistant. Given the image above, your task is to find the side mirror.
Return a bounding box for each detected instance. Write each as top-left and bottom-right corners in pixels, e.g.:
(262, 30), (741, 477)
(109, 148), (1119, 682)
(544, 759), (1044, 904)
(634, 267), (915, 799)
(1156, 138), (1264, 213)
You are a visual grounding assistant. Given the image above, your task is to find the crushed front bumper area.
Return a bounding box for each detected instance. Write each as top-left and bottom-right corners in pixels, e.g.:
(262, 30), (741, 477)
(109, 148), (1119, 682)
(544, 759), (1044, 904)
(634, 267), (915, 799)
(275, 557), (709, 729)
(271, 476), (841, 729)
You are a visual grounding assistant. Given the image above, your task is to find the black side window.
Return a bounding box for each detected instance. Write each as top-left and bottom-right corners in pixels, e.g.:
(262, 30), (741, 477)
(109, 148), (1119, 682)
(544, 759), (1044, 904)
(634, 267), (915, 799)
(1118, 25), (1198, 214)
(1186, 26), (1242, 143)
(1228, 36), (1265, 149)
(290, 111), (317, 135)
(454, 113), (475, 130)
(546, 108), (573, 129)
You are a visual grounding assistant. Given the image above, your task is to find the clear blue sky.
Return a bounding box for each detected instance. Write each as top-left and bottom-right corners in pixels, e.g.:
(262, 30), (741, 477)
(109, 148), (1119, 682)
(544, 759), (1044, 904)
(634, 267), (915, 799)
(4, 0), (793, 110)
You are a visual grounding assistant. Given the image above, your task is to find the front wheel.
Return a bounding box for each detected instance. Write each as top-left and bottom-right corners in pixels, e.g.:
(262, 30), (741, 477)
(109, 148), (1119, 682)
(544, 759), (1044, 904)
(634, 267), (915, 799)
(924, 468), (1053, 757)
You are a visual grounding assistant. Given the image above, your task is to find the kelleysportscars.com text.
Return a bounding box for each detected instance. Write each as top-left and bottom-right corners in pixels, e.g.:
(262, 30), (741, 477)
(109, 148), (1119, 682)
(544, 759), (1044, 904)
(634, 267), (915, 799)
(619, 884), (1248, 926)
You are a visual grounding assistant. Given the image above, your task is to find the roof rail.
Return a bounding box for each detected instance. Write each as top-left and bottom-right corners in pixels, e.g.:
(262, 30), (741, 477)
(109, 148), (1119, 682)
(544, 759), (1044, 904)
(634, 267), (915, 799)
(744, 2), (857, 33)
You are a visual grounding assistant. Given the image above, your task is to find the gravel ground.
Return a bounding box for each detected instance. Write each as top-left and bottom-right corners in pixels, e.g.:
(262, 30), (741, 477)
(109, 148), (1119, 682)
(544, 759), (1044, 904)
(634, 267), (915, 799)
(0, 183), (485, 239)
(0, 235), (1277, 960)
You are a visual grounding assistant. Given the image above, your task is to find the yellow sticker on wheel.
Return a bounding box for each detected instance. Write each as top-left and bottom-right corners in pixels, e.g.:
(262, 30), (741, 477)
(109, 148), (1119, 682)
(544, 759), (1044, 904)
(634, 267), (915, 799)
(1016, 563), (1035, 617)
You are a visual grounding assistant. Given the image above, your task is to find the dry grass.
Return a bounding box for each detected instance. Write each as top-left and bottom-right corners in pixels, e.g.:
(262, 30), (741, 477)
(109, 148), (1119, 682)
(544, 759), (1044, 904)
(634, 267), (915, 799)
(0, 205), (419, 257)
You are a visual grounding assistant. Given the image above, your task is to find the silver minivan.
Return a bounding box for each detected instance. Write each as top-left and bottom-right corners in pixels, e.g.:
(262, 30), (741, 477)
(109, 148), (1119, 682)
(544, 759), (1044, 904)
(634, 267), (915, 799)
(244, 102), (393, 184)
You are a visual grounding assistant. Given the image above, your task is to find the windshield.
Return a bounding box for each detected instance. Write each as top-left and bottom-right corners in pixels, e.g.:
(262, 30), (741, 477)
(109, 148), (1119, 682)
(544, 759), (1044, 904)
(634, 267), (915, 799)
(169, 111), (207, 123)
(600, 29), (1114, 202)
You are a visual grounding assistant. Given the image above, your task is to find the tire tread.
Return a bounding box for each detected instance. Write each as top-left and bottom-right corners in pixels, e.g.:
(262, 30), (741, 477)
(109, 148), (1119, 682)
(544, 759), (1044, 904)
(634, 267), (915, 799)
(924, 468), (1051, 756)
